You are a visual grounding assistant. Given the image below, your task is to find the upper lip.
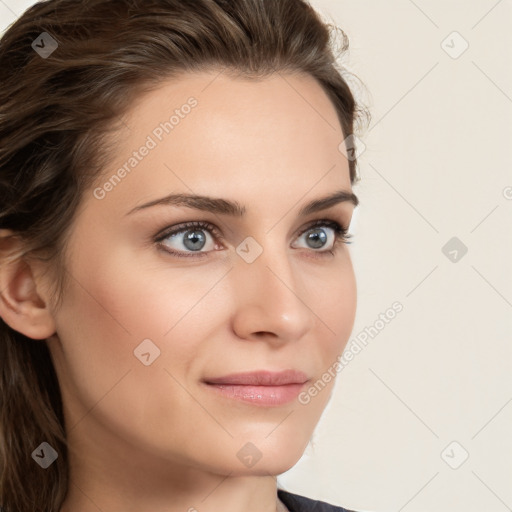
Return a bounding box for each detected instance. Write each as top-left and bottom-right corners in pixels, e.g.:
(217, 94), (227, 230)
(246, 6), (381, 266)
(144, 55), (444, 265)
(203, 369), (309, 386)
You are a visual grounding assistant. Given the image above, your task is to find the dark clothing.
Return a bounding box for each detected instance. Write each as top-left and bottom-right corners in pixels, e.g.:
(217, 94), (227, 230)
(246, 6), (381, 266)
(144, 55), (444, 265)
(278, 489), (355, 512)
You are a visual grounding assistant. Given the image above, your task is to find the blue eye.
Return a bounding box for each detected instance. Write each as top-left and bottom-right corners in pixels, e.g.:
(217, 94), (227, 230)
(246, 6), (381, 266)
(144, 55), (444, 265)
(155, 221), (221, 258)
(293, 220), (352, 256)
(154, 219), (352, 259)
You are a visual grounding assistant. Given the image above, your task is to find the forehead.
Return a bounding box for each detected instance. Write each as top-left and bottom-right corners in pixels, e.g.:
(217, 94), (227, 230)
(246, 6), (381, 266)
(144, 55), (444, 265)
(93, 70), (351, 211)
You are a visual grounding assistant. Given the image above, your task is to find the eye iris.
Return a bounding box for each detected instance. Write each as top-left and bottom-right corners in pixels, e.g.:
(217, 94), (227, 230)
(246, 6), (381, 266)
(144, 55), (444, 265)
(306, 228), (327, 249)
(183, 229), (206, 251)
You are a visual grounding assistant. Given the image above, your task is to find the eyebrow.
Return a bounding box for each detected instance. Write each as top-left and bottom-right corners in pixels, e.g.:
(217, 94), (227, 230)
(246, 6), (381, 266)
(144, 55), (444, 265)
(125, 189), (359, 217)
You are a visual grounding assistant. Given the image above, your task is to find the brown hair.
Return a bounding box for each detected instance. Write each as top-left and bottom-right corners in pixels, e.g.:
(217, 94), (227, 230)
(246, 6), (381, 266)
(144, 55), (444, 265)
(0, 0), (369, 510)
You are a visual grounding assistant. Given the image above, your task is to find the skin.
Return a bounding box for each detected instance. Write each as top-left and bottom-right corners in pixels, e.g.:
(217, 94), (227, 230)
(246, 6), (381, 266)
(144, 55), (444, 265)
(0, 70), (357, 512)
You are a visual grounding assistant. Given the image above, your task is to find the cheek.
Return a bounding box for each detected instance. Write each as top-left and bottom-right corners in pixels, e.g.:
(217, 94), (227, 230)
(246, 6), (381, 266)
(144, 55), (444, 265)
(54, 246), (229, 389)
(50, 253), (227, 451)
(294, 264), (356, 417)
(334, 267), (357, 354)
(305, 255), (357, 358)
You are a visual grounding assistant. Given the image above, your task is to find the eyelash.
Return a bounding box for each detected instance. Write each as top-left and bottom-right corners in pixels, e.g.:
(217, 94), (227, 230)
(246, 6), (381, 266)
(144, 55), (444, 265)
(154, 219), (353, 259)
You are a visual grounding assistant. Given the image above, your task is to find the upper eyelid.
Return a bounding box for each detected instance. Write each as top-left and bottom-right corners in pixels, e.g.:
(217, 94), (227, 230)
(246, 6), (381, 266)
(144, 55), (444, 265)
(155, 220), (223, 242)
(155, 218), (347, 240)
(297, 218), (348, 233)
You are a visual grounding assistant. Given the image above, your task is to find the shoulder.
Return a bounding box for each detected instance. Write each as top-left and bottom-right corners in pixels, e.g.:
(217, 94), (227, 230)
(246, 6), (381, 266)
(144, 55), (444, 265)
(277, 489), (357, 512)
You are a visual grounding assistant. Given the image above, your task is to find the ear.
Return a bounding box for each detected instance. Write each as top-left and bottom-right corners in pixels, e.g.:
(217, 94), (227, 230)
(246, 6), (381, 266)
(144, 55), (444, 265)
(0, 229), (56, 340)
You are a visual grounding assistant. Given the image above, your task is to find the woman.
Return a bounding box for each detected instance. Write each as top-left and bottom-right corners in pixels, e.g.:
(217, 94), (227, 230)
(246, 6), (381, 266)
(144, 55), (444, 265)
(0, 0), (369, 510)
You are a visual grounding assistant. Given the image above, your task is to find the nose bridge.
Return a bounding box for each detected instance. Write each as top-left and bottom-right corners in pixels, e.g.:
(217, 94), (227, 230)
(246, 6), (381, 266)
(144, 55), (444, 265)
(230, 236), (313, 340)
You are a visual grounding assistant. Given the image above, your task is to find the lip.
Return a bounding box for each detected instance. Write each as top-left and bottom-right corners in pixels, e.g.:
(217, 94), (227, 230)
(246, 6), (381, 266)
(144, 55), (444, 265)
(202, 370), (310, 406)
(204, 369), (309, 386)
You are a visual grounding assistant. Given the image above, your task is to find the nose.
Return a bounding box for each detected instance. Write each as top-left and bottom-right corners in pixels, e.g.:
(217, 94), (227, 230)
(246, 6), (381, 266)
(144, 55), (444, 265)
(230, 240), (316, 345)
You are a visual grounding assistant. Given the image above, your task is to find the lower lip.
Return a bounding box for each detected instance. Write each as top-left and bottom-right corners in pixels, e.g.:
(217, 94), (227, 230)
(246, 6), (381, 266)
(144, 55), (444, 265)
(203, 382), (306, 406)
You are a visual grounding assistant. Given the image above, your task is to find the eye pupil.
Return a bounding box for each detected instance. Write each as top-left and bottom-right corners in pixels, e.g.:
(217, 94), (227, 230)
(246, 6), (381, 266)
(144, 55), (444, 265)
(306, 228), (327, 249)
(184, 230), (206, 251)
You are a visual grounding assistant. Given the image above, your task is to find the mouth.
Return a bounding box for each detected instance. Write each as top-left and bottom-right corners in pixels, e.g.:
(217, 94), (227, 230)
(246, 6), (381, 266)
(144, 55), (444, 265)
(202, 369), (310, 406)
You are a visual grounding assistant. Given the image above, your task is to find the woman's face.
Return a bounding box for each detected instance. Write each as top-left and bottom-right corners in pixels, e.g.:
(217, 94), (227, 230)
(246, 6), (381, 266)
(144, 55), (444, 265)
(44, 70), (357, 478)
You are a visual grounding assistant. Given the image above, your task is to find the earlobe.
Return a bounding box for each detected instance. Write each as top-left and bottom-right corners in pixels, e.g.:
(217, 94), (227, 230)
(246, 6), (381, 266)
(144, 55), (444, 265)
(0, 229), (56, 340)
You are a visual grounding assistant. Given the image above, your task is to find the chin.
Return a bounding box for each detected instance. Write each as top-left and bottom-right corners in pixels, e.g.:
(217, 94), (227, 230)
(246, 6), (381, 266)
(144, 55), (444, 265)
(220, 454), (305, 478)
(189, 430), (312, 477)
(237, 429), (311, 476)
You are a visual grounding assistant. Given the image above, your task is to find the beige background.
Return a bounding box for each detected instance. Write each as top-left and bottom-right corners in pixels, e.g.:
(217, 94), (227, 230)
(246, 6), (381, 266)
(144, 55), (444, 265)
(1, 1), (511, 511)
